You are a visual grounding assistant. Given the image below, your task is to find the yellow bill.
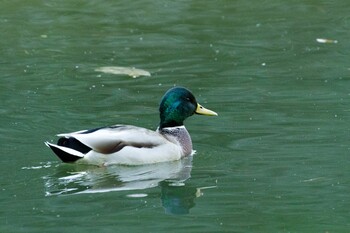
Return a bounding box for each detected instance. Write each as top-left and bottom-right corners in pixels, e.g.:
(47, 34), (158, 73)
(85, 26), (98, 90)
(195, 103), (218, 116)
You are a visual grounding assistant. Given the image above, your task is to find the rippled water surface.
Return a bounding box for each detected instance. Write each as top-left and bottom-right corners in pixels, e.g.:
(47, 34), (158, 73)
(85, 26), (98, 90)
(2, 1), (350, 232)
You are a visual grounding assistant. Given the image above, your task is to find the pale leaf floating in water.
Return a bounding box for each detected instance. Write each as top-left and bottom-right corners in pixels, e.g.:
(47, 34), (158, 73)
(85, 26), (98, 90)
(316, 38), (338, 44)
(95, 66), (151, 78)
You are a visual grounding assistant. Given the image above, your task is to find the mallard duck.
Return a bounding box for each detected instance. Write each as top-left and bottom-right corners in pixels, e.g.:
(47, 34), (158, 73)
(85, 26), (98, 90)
(45, 87), (217, 166)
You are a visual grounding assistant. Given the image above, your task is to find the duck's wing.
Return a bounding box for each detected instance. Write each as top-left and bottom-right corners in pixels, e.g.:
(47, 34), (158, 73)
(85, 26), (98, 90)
(57, 125), (167, 154)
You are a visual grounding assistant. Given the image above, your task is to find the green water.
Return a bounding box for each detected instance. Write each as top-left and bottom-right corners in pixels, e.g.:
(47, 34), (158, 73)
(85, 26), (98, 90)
(1, 0), (350, 232)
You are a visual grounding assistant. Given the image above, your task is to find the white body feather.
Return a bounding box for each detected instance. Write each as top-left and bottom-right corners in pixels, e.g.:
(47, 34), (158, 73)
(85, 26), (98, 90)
(47, 125), (187, 166)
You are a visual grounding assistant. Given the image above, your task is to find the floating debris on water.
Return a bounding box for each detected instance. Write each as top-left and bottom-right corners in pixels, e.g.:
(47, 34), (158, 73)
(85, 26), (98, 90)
(316, 38), (338, 44)
(196, 185), (217, 197)
(95, 66), (151, 78)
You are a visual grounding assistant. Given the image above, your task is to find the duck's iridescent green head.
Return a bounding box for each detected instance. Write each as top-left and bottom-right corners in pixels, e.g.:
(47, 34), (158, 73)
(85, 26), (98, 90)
(159, 87), (217, 128)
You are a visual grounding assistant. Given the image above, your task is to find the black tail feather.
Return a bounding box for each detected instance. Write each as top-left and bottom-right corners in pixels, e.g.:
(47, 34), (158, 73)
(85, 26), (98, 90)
(47, 143), (82, 163)
(57, 137), (91, 154)
(46, 138), (91, 163)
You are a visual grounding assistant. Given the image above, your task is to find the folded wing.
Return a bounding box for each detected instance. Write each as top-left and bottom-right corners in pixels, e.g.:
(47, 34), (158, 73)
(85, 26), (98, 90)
(57, 125), (167, 154)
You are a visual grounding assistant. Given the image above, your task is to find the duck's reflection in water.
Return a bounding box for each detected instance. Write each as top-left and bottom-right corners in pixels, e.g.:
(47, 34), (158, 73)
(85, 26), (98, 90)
(43, 156), (215, 214)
